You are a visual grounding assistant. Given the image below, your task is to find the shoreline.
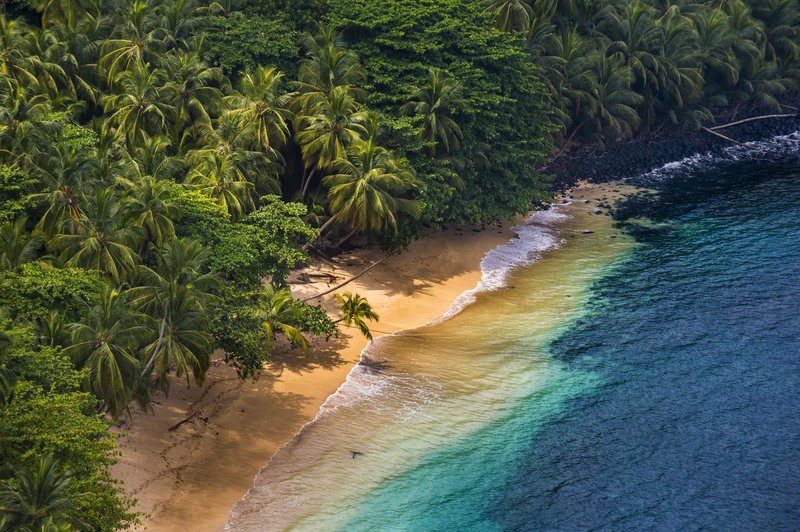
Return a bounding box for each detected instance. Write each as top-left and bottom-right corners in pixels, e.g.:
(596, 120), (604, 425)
(114, 182), (635, 531)
(551, 101), (800, 189)
(112, 218), (521, 531)
(225, 182), (640, 529)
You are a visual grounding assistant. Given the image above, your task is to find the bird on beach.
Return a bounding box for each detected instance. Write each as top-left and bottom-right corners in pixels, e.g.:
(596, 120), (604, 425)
(350, 450), (364, 458)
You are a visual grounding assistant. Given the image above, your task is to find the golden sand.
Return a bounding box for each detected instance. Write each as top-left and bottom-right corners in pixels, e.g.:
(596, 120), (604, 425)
(113, 183), (641, 531)
(112, 219), (519, 531)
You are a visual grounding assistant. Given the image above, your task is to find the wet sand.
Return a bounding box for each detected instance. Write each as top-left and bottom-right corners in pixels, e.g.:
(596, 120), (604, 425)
(112, 220), (519, 531)
(225, 183), (640, 530)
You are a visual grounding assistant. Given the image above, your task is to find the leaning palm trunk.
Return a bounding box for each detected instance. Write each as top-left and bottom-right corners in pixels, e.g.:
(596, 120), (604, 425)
(708, 113), (796, 131)
(300, 168), (316, 199)
(333, 228), (358, 249)
(140, 300), (168, 379)
(303, 213), (339, 250)
(302, 251), (394, 302)
(138, 226), (152, 258)
(701, 127), (753, 148)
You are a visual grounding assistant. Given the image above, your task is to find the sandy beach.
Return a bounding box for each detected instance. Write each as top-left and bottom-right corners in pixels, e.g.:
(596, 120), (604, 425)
(112, 219), (519, 531)
(113, 183), (636, 531)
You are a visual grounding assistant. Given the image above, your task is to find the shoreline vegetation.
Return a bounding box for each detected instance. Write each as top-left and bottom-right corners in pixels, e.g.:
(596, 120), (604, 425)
(551, 96), (800, 188)
(0, 0), (798, 530)
(113, 217), (518, 530)
(225, 183), (640, 530)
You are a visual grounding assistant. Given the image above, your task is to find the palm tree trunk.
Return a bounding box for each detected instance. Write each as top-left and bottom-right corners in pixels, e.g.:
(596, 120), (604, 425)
(333, 228), (358, 249)
(708, 113), (796, 131)
(140, 301), (168, 379)
(139, 227), (152, 258)
(701, 127), (753, 148)
(546, 119), (586, 166)
(300, 167), (316, 199)
(302, 213), (338, 250)
(302, 251), (395, 302)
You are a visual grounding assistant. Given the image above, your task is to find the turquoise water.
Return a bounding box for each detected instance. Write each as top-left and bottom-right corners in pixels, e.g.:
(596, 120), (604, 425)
(343, 138), (800, 530)
(227, 132), (800, 530)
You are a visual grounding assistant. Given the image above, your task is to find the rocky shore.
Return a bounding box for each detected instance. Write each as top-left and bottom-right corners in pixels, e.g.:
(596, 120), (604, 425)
(551, 97), (800, 188)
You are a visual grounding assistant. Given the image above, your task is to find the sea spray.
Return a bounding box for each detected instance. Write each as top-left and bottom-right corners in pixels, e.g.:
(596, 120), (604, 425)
(440, 207), (568, 321)
(225, 188), (634, 531)
(634, 129), (800, 184)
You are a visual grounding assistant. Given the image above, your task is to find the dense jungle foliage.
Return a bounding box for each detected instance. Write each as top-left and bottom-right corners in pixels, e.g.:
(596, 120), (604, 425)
(0, 0), (797, 528)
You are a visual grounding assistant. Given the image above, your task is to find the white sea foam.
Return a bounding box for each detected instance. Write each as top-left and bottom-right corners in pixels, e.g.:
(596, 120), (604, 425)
(227, 128), (800, 529)
(637, 129), (800, 183)
(315, 203), (572, 415)
(315, 351), (442, 416)
(225, 202), (573, 529)
(439, 206), (568, 321)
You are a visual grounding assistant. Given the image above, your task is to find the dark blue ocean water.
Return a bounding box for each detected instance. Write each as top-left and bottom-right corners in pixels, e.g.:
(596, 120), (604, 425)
(490, 153), (800, 530)
(285, 137), (800, 532)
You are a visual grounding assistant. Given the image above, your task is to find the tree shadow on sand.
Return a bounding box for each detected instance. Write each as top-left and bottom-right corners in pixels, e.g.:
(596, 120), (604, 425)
(266, 334), (351, 376)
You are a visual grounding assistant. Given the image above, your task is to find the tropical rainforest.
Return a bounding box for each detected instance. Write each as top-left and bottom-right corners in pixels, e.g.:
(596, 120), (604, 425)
(0, 0), (797, 529)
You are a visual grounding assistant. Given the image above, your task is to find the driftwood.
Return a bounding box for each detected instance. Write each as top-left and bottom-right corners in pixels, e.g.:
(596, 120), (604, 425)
(709, 113), (796, 131)
(302, 251), (395, 302)
(168, 411), (200, 432)
(295, 272), (340, 284)
(702, 127), (753, 148)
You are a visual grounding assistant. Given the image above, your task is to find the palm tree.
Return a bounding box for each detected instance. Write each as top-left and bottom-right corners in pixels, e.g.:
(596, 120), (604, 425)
(138, 286), (214, 392)
(32, 0), (100, 30)
(0, 17), (68, 95)
(402, 69), (467, 156)
(129, 239), (218, 391)
(167, 50), (226, 138)
(582, 53), (644, 145)
(65, 286), (148, 416)
(152, 0), (202, 50)
(657, 7), (706, 125)
(0, 456), (78, 530)
(28, 144), (99, 237)
(33, 310), (70, 349)
(752, 0), (800, 64)
(186, 148), (257, 219)
(692, 7), (740, 91)
(0, 78), (57, 165)
(482, 0), (534, 33)
(256, 285), (309, 353)
(724, 1), (767, 71)
(40, 19), (101, 104)
(97, 0), (163, 81)
(599, 1), (667, 128)
(101, 62), (176, 152)
(732, 52), (792, 110)
(121, 177), (181, 256)
(294, 86), (368, 197)
(225, 66), (293, 155)
(0, 330), (14, 408)
(120, 135), (185, 181)
(0, 364), (14, 408)
(50, 188), (139, 283)
(323, 139), (420, 238)
(294, 24), (366, 105)
(0, 217), (43, 271)
(599, 2), (665, 87)
(536, 27), (595, 137)
(333, 292), (379, 340)
(196, 113), (282, 195)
